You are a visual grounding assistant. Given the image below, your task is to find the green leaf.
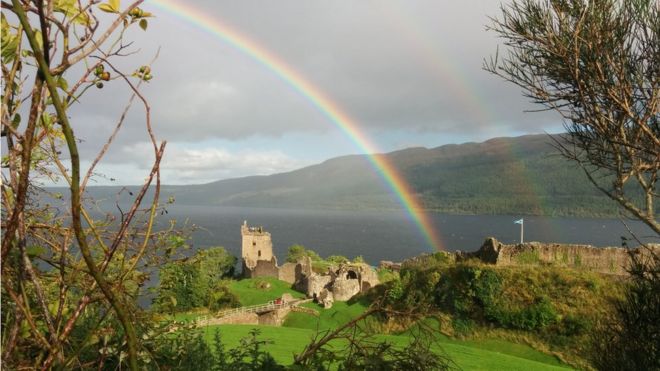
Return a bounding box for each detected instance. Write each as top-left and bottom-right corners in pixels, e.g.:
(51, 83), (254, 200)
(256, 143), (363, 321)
(33, 30), (43, 52)
(1, 15), (19, 63)
(54, 0), (90, 25)
(56, 76), (69, 91)
(26, 245), (46, 257)
(12, 113), (21, 127)
(41, 112), (52, 128)
(98, 3), (118, 13)
(87, 335), (100, 346)
(139, 18), (148, 31)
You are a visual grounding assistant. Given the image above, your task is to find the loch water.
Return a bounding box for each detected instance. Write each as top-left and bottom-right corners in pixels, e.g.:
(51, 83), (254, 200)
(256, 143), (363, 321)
(155, 204), (658, 264)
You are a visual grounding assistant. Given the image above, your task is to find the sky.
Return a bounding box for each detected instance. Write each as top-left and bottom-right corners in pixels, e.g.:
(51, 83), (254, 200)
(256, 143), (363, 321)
(66, 0), (563, 185)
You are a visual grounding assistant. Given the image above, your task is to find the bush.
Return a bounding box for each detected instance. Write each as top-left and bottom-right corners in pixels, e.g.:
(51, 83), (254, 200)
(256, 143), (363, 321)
(154, 247), (237, 312)
(451, 317), (475, 336)
(286, 244), (321, 263)
(494, 297), (558, 331)
(560, 314), (592, 337)
(434, 265), (502, 319)
(208, 281), (241, 311)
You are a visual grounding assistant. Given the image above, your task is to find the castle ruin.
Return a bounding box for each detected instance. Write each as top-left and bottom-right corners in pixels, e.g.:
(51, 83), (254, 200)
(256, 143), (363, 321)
(241, 221), (279, 278)
(460, 237), (658, 275)
(240, 221), (379, 307)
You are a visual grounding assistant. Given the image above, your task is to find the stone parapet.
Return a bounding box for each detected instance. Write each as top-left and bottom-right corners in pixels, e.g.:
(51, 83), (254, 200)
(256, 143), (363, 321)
(468, 237), (658, 275)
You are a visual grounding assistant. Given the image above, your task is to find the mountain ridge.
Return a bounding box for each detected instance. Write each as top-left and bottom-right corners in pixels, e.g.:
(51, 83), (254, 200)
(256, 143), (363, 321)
(155, 133), (618, 217)
(72, 134), (620, 217)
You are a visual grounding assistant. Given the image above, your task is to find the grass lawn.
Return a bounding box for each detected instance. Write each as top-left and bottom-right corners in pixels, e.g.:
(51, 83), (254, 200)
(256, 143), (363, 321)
(181, 277), (571, 369)
(202, 324), (572, 370)
(228, 277), (305, 306)
(283, 300), (368, 331)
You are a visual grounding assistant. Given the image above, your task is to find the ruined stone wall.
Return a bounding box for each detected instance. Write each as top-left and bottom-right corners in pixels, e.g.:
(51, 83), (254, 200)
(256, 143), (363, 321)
(204, 312), (258, 326)
(307, 274), (332, 299)
(241, 221), (274, 270)
(258, 308), (290, 326)
(470, 237), (656, 275)
(278, 262), (297, 284)
(278, 256), (313, 286)
(332, 278), (361, 301)
(243, 257), (279, 279)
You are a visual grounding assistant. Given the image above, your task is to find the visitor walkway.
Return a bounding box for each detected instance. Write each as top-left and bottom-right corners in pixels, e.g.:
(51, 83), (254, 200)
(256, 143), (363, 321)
(196, 298), (313, 327)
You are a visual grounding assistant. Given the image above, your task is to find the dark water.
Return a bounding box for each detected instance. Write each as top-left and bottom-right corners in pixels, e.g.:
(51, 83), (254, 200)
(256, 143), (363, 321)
(156, 205), (658, 265)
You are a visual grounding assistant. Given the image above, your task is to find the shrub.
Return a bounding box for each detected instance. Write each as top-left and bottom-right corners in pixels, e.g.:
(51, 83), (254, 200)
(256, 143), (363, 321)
(451, 317), (475, 336)
(154, 247), (237, 312)
(496, 297), (558, 331)
(560, 314), (592, 337)
(286, 244), (321, 263)
(434, 265), (502, 319)
(515, 250), (540, 265)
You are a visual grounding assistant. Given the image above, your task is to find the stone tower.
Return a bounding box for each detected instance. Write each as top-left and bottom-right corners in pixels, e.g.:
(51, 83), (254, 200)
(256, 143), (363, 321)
(241, 221), (276, 273)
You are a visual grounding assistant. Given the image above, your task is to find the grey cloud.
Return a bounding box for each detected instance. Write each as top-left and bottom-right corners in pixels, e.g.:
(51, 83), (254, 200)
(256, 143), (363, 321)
(66, 0), (556, 145)
(56, 0), (564, 185)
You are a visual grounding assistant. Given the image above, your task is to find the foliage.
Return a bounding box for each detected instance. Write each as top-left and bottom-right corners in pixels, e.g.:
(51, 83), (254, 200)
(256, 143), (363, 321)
(286, 244), (322, 263)
(223, 329), (286, 371)
(154, 247), (239, 312)
(292, 300), (455, 371)
(149, 324), (216, 371)
(590, 250), (660, 371)
(151, 326), (286, 370)
(327, 255), (350, 264)
(376, 267), (399, 284)
(332, 332), (456, 371)
(287, 245), (354, 273)
(386, 256), (623, 364)
(1, 0), (170, 369)
(487, 1), (659, 369)
(486, 0), (659, 234)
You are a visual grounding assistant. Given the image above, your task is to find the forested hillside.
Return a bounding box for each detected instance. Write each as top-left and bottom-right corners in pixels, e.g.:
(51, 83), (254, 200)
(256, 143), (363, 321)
(158, 134), (621, 217)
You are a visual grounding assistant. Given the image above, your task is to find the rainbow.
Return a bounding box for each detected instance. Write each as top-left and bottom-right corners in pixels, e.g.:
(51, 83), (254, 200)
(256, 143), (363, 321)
(147, 0), (445, 251)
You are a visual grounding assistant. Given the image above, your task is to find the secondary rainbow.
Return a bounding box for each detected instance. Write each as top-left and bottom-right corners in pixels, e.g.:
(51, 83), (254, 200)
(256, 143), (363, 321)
(147, 0), (445, 251)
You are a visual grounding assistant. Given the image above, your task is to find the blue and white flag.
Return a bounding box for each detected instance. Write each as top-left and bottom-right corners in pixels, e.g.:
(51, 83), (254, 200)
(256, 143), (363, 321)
(514, 218), (524, 224)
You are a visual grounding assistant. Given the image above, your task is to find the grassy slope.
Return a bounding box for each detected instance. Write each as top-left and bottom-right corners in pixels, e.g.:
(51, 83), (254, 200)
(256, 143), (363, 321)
(199, 277), (570, 369)
(228, 277), (305, 306)
(283, 301), (369, 331)
(202, 324), (571, 370)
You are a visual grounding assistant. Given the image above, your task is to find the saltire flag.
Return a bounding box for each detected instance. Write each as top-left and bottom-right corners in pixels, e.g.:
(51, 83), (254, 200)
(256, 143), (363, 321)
(514, 218), (524, 224)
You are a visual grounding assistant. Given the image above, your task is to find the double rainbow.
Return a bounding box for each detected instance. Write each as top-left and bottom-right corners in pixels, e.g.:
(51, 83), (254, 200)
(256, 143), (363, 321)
(148, 0), (445, 251)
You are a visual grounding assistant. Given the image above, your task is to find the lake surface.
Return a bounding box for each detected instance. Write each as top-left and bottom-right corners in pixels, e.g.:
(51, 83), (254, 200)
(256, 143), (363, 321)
(155, 204), (658, 265)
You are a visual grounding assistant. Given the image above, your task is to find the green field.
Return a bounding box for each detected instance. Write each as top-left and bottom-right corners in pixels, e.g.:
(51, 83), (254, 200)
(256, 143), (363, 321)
(195, 278), (573, 369)
(228, 277), (306, 306)
(283, 301), (369, 331)
(200, 324), (571, 370)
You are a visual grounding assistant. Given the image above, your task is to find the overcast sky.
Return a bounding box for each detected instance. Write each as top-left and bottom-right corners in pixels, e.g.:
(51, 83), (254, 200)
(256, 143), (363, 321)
(67, 0), (562, 185)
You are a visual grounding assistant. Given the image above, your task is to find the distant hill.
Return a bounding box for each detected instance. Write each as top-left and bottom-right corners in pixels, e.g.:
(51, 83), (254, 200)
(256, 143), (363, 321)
(152, 134), (619, 217)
